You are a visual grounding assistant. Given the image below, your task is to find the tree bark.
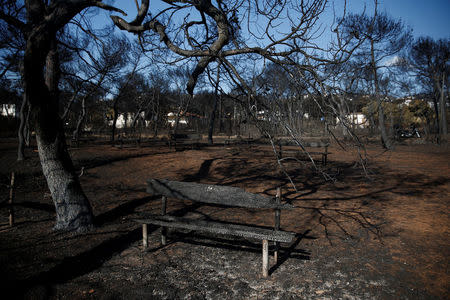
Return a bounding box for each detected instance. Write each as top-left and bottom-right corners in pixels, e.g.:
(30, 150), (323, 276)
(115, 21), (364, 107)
(24, 30), (94, 232)
(173, 112), (180, 134)
(208, 67), (220, 144)
(207, 95), (218, 144)
(173, 94), (191, 135)
(72, 96), (86, 143)
(438, 73), (448, 137)
(337, 96), (348, 137)
(111, 97), (119, 142)
(24, 105), (31, 146)
(17, 96), (28, 161)
(432, 98), (440, 137)
(370, 40), (392, 149)
(153, 95), (160, 138)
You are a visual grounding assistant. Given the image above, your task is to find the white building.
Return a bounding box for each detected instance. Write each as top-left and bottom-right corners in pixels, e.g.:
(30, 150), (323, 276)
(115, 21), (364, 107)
(109, 112), (148, 128)
(1, 104), (17, 117)
(167, 112), (188, 127)
(336, 113), (368, 128)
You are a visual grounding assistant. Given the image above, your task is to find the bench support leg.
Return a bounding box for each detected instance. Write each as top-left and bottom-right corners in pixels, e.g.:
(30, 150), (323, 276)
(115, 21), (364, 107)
(274, 187), (281, 263)
(143, 224), (148, 249)
(161, 196), (167, 245)
(262, 239), (269, 278)
(274, 243), (279, 263)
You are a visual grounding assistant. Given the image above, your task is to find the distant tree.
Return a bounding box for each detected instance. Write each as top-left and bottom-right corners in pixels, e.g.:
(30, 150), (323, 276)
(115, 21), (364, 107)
(0, 0), (373, 230)
(407, 37), (449, 141)
(62, 35), (130, 144)
(205, 65), (220, 144)
(406, 99), (434, 134)
(145, 73), (170, 137)
(0, 4), (27, 159)
(165, 66), (195, 134)
(253, 63), (308, 135)
(115, 73), (149, 131)
(109, 47), (143, 142)
(111, 0), (360, 116)
(111, 0), (374, 184)
(340, 10), (412, 149)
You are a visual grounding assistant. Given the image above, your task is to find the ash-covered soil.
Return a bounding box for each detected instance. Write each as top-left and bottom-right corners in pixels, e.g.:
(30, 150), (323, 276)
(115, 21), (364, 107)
(0, 138), (448, 299)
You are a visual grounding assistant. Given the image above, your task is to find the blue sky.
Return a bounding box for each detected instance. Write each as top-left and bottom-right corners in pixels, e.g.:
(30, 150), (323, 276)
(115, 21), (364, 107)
(384, 0), (450, 39)
(86, 1), (448, 94)
(346, 0), (450, 39)
(100, 1), (449, 42)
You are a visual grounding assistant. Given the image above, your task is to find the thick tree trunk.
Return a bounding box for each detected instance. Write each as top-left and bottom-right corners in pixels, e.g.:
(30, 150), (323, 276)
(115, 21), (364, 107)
(438, 74), (447, 136)
(153, 97), (159, 138)
(124, 112), (128, 129)
(24, 31), (94, 232)
(368, 110), (376, 135)
(337, 96), (348, 137)
(173, 102), (183, 135)
(207, 96), (218, 144)
(219, 98), (224, 133)
(153, 120), (158, 137)
(208, 67), (220, 144)
(432, 98), (440, 136)
(24, 106), (31, 146)
(111, 98), (119, 142)
(375, 97), (391, 148)
(17, 96), (28, 161)
(388, 113), (395, 139)
(35, 116), (94, 232)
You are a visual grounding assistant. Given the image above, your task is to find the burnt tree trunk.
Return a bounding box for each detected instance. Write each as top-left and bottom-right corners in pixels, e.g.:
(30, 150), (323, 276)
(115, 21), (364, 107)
(72, 96), (86, 143)
(207, 94), (218, 144)
(24, 104), (31, 146)
(208, 67), (220, 144)
(153, 95), (160, 138)
(432, 98), (440, 137)
(111, 97), (120, 142)
(438, 73), (448, 137)
(174, 105), (182, 135)
(24, 28), (94, 232)
(371, 40), (392, 149)
(17, 96), (29, 161)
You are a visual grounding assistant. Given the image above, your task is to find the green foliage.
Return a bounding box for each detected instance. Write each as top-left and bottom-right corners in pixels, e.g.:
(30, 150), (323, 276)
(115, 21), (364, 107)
(406, 99), (434, 125)
(362, 99), (434, 128)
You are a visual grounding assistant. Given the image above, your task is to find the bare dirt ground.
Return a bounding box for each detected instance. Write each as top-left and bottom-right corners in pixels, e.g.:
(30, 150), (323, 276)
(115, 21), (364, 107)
(0, 137), (449, 299)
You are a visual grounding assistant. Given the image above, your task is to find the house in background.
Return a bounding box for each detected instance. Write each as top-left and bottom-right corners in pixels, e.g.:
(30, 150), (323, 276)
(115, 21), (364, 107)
(167, 112), (188, 127)
(1, 103), (17, 118)
(108, 111), (150, 129)
(336, 113), (368, 128)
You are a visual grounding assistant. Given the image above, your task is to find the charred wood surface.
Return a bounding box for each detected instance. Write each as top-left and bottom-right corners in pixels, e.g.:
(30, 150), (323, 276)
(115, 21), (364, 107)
(134, 214), (295, 243)
(146, 179), (293, 209)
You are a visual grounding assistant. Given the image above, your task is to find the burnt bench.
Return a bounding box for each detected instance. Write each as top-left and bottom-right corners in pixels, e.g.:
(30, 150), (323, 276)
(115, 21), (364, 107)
(134, 179), (296, 277)
(114, 133), (141, 149)
(168, 133), (202, 151)
(277, 140), (330, 165)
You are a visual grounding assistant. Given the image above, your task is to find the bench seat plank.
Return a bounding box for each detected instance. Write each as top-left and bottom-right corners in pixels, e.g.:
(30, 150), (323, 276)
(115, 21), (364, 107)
(277, 140), (329, 147)
(134, 214), (295, 243)
(147, 179), (293, 209)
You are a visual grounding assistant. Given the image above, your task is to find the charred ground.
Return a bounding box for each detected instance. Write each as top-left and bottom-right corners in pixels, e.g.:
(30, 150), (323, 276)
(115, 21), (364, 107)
(0, 138), (449, 299)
